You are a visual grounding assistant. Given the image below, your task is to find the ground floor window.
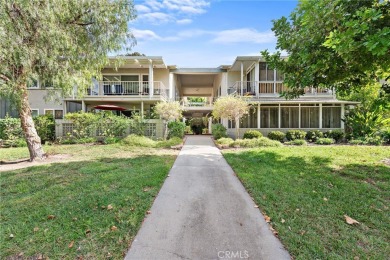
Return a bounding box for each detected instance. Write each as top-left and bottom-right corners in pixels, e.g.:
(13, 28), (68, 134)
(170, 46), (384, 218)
(31, 109), (39, 117)
(301, 106), (319, 128)
(323, 106), (341, 128)
(240, 107), (258, 128)
(260, 106), (278, 128)
(281, 107), (299, 128)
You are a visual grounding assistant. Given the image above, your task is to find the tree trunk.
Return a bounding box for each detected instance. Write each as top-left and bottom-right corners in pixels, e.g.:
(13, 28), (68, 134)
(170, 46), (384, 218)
(235, 117), (240, 140)
(18, 83), (45, 161)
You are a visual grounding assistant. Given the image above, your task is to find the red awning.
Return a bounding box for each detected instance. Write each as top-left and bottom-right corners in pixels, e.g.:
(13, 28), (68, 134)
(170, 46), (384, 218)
(94, 105), (127, 111)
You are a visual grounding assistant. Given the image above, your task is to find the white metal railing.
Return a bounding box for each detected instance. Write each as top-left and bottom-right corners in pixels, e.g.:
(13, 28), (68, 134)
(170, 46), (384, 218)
(227, 81), (333, 97)
(86, 81), (167, 98)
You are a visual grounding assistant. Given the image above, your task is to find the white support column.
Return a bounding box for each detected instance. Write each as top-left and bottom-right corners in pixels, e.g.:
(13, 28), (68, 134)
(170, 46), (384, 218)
(257, 103), (261, 129)
(341, 104), (345, 129)
(240, 62), (244, 82)
(254, 62), (259, 97)
(273, 69), (277, 94)
(319, 103), (323, 129)
(63, 101), (67, 115)
(278, 104), (281, 128)
(149, 61), (154, 98)
(169, 73), (174, 101)
(208, 117), (212, 134)
(81, 100), (86, 113)
(141, 101), (144, 119)
(298, 104), (301, 128)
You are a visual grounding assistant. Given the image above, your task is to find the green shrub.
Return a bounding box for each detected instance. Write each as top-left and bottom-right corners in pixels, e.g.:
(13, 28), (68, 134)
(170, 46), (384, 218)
(168, 121), (186, 139)
(212, 123), (227, 140)
(286, 130), (307, 141)
(243, 130), (263, 139)
(315, 138), (335, 145)
(122, 134), (156, 147)
(185, 125), (193, 134)
(216, 137), (234, 146)
(284, 139), (307, 146)
(267, 131), (285, 142)
(306, 130), (323, 142)
(348, 139), (365, 145)
(231, 137), (282, 148)
(156, 137), (183, 148)
(102, 136), (121, 144)
(378, 129), (390, 144)
(3, 138), (27, 148)
(365, 136), (384, 146)
(324, 129), (345, 143)
(0, 115), (23, 141)
(128, 113), (147, 136)
(348, 136), (383, 146)
(65, 112), (97, 138)
(33, 115), (55, 143)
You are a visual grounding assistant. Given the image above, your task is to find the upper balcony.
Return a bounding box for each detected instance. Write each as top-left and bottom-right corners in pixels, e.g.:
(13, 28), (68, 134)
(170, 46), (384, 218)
(85, 81), (168, 100)
(228, 81), (334, 98)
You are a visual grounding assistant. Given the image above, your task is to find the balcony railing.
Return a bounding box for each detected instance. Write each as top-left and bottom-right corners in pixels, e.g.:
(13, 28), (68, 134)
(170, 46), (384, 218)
(86, 81), (168, 100)
(228, 81), (333, 97)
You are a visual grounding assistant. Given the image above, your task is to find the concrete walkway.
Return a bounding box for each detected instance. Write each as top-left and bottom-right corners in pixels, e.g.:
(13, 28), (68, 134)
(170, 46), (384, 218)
(125, 136), (290, 260)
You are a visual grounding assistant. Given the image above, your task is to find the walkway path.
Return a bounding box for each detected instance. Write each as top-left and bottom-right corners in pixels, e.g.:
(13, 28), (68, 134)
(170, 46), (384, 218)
(125, 136), (290, 260)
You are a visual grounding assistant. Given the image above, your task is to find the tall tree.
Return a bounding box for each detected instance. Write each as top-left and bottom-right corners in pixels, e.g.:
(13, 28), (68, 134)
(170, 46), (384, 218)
(212, 95), (249, 139)
(261, 0), (390, 99)
(0, 0), (136, 160)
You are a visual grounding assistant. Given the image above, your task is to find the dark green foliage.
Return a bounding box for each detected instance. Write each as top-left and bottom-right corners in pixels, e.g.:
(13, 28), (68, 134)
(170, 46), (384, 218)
(129, 113), (147, 136)
(211, 123), (227, 140)
(168, 121), (186, 139)
(243, 130), (263, 139)
(0, 115), (23, 140)
(315, 138), (335, 145)
(284, 139), (307, 146)
(267, 131), (286, 142)
(379, 128), (390, 144)
(33, 115), (55, 143)
(231, 137), (282, 148)
(324, 129), (345, 143)
(306, 130), (324, 142)
(285, 130), (306, 141)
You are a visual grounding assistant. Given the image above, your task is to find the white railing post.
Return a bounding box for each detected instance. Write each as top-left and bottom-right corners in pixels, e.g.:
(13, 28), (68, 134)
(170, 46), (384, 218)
(149, 61), (154, 98)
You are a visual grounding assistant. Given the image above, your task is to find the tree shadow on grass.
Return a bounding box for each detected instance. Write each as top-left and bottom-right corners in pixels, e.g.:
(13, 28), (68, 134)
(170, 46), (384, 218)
(223, 149), (390, 259)
(0, 155), (176, 259)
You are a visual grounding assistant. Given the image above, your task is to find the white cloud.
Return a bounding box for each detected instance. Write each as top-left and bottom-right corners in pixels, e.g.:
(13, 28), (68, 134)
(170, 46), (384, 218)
(176, 18), (192, 25)
(132, 29), (180, 42)
(162, 0), (210, 14)
(138, 12), (173, 24)
(135, 4), (151, 13)
(144, 0), (164, 11)
(211, 29), (276, 44)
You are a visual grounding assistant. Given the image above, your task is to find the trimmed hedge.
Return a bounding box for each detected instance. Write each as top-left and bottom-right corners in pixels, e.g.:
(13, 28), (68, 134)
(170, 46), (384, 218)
(286, 130), (307, 141)
(243, 130), (263, 139)
(315, 138), (335, 145)
(212, 123), (227, 140)
(268, 131), (285, 142)
(306, 130), (323, 142)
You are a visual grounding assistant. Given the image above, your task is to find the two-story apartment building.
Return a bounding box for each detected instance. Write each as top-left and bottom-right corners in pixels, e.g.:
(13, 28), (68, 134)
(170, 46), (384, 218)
(0, 55), (358, 138)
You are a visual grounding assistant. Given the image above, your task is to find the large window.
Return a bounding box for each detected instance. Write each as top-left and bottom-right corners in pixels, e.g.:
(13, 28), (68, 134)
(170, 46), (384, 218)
(240, 107), (257, 128)
(281, 106), (299, 128)
(260, 106), (278, 128)
(323, 106), (341, 128)
(301, 106), (319, 128)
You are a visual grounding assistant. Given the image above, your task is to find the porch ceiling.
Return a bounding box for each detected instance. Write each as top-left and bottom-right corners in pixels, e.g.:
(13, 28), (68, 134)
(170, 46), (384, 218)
(178, 74), (216, 97)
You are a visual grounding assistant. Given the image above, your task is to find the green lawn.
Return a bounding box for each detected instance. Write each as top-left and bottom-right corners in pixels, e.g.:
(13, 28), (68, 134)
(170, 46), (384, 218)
(0, 144), (178, 259)
(223, 146), (390, 259)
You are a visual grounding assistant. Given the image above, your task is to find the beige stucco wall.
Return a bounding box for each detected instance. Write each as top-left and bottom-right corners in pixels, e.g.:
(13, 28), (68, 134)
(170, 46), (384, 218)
(227, 71), (240, 89)
(28, 89), (63, 116)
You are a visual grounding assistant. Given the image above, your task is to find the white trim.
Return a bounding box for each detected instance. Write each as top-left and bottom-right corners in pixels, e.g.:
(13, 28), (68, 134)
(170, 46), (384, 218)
(31, 109), (39, 117)
(44, 109), (54, 116)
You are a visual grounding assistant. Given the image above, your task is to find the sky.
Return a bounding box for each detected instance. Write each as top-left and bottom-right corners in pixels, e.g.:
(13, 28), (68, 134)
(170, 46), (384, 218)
(129, 0), (298, 67)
